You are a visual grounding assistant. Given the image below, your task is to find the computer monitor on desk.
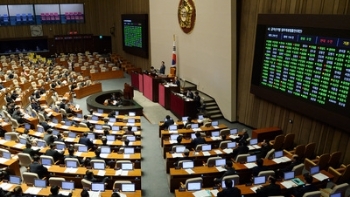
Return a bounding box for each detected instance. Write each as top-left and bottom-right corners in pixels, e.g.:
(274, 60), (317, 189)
(201, 144), (212, 151)
(284, 171), (295, 180)
(253, 176), (266, 185)
(230, 128), (238, 135)
(249, 139), (258, 145)
(247, 155), (257, 163)
(78, 146), (88, 152)
(9, 175), (21, 185)
(65, 120), (73, 126)
(24, 123), (31, 130)
(124, 147), (135, 154)
(182, 116), (188, 122)
(91, 116), (98, 121)
(61, 181), (74, 190)
(101, 146), (111, 154)
(91, 182), (105, 192)
(56, 144), (65, 150)
(19, 138), (27, 145)
(68, 132), (76, 138)
(121, 183), (135, 192)
(76, 113), (82, 119)
(222, 179), (234, 189)
(191, 124), (199, 129)
(66, 160), (78, 168)
(121, 163), (133, 170)
(274, 150), (283, 158)
(215, 159), (226, 167)
(227, 142), (236, 148)
(34, 179), (47, 188)
(211, 121), (219, 127)
(97, 109), (104, 114)
(211, 131), (220, 137)
(131, 126), (137, 131)
(175, 146), (185, 153)
(37, 126), (44, 133)
(93, 162), (105, 170)
(169, 125), (177, 131)
(127, 136), (136, 142)
(182, 161), (194, 169)
(87, 133), (95, 140)
(95, 124), (103, 130)
(41, 158), (52, 166)
(106, 135), (115, 141)
(129, 112), (136, 117)
(170, 134), (179, 140)
(112, 126), (119, 131)
(109, 117), (116, 123)
(187, 182), (201, 191)
(310, 166), (320, 175)
(330, 193), (341, 197)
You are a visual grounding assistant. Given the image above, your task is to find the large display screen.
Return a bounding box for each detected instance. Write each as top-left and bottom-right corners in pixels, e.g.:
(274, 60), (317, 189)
(251, 14), (350, 131)
(121, 14), (148, 58)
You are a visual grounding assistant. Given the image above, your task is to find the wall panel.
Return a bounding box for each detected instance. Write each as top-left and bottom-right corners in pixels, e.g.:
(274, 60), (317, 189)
(238, 0), (350, 164)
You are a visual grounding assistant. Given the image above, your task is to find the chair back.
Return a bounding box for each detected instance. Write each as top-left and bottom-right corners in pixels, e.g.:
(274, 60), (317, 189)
(304, 142), (316, 160)
(38, 113), (45, 122)
(116, 160), (132, 169)
(222, 174), (240, 185)
(219, 140), (233, 149)
(81, 179), (92, 189)
(113, 180), (132, 190)
(195, 145), (203, 152)
(90, 159), (106, 169)
(10, 118), (19, 129)
(271, 135), (285, 150)
(171, 145), (186, 153)
(265, 148), (275, 159)
(5, 132), (18, 141)
(219, 129), (230, 136)
(282, 133), (295, 151)
(79, 122), (88, 128)
(331, 183), (349, 195)
(294, 144), (306, 159)
(318, 153), (331, 171)
(49, 177), (65, 187)
(206, 157), (222, 167)
(302, 191), (321, 197)
(328, 151), (342, 169)
(292, 163), (305, 176)
(185, 177), (203, 190)
(258, 170), (275, 180)
(203, 122), (211, 127)
(40, 155), (55, 165)
(22, 172), (39, 185)
(235, 154), (250, 163)
(18, 153), (33, 167)
(65, 158), (80, 167)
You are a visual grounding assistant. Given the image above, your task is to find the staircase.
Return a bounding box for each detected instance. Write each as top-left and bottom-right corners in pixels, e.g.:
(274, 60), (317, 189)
(198, 91), (223, 119)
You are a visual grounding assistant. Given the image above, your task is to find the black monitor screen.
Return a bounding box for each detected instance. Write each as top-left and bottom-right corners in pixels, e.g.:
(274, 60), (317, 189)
(251, 14), (350, 132)
(121, 14), (148, 58)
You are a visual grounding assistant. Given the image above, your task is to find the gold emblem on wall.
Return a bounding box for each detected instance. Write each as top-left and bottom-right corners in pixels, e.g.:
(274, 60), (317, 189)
(178, 0), (196, 34)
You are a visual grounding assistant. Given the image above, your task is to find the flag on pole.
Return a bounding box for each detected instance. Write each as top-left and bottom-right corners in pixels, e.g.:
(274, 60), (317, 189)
(171, 35), (176, 67)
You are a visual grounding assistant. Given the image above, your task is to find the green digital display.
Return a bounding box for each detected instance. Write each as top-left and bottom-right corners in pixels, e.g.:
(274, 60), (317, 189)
(123, 21), (142, 48)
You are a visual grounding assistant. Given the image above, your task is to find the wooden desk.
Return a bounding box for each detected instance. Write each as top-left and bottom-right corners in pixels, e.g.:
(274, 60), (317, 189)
(170, 92), (197, 119)
(75, 82), (102, 99)
(158, 119), (205, 137)
(252, 127), (282, 142)
(131, 72), (139, 90)
(47, 165), (141, 190)
(143, 74), (172, 102)
(90, 70), (124, 81)
(158, 83), (180, 110)
(1, 183), (142, 197)
(55, 84), (70, 96)
(0, 154), (20, 176)
(0, 122), (11, 132)
(90, 112), (142, 122)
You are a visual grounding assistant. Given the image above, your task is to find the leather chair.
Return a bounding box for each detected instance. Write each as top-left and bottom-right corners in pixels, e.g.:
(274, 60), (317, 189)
(22, 172), (39, 185)
(304, 142), (316, 160)
(113, 180), (132, 190)
(219, 140), (233, 149)
(81, 179), (92, 189)
(258, 170), (275, 180)
(235, 154), (250, 163)
(265, 148), (275, 159)
(282, 133), (295, 151)
(328, 164), (350, 184)
(304, 153), (330, 171)
(184, 177), (203, 190)
(292, 163), (305, 176)
(327, 151), (342, 169)
(206, 157), (222, 167)
(269, 134), (285, 151)
(302, 191), (321, 197)
(49, 177), (65, 187)
(222, 174), (240, 185)
(320, 183), (348, 197)
(17, 153), (33, 167)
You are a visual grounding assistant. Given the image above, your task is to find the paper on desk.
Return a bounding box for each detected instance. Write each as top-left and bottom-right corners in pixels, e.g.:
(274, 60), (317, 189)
(213, 126), (220, 129)
(33, 132), (42, 137)
(214, 150), (222, 155)
(14, 143), (24, 149)
(59, 191), (71, 196)
(172, 153), (183, 158)
(43, 165), (51, 170)
(121, 170), (128, 176)
(94, 130), (103, 134)
(89, 120), (98, 124)
(202, 151), (211, 156)
(100, 154), (109, 158)
(123, 142), (133, 146)
(48, 122), (57, 127)
(193, 128), (202, 132)
(61, 125), (69, 129)
(222, 148), (233, 154)
(93, 113), (102, 116)
(0, 183), (13, 190)
(93, 140), (98, 144)
(64, 168), (78, 173)
(169, 130), (178, 134)
(72, 117), (80, 121)
(75, 152), (82, 156)
(110, 131), (118, 135)
(281, 156), (291, 162)
(253, 145), (261, 149)
(229, 135), (240, 139)
(65, 138), (75, 142)
(108, 122), (114, 126)
(272, 158), (283, 163)
(123, 154), (130, 159)
(248, 145), (256, 150)
(211, 137), (221, 141)
(126, 123), (135, 126)
(25, 187), (42, 195)
(216, 166), (227, 172)
(88, 191), (101, 197)
(250, 185), (262, 193)
(32, 146), (40, 151)
(192, 190), (211, 197)
(0, 158), (8, 163)
(97, 170), (106, 176)
(281, 180), (296, 189)
(313, 173), (329, 181)
(107, 141), (114, 145)
(115, 169), (122, 176)
(185, 169), (194, 174)
(244, 163), (258, 169)
(169, 140), (177, 144)
(210, 189), (219, 197)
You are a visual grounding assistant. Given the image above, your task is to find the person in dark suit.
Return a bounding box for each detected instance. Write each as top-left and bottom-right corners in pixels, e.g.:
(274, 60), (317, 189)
(252, 158), (267, 177)
(23, 143), (39, 158)
(81, 115), (92, 128)
(125, 126), (135, 135)
(174, 149), (191, 167)
(111, 193), (121, 197)
(191, 131), (206, 148)
(214, 160), (237, 183)
(238, 128), (249, 144)
(102, 118), (112, 130)
(276, 154), (301, 178)
(5, 92), (14, 103)
(30, 98), (41, 112)
(186, 89), (194, 99)
(231, 141), (249, 160)
(78, 132), (94, 149)
(43, 129), (55, 146)
(64, 147), (85, 165)
(159, 61), (166, 74)
(162, 115), (174, 129)
(217, 179), (241, 197)
(174, 76), (181, 87)
(49, 185), (72, 197)
(29, 156), (48, 179)
(80, 190), (89, 197)
(7, 185), (23, 197)
(83, 170), (108, 183)
(45, 144), (64, 163)
(292, 173), (318, 197)
(193, 91), (201, 110)
(259, 139), (272, 158)
(256, 176), (281, 197)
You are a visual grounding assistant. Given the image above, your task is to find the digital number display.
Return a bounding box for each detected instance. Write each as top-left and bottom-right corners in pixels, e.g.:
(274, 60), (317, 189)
(123, 20), (143, 48)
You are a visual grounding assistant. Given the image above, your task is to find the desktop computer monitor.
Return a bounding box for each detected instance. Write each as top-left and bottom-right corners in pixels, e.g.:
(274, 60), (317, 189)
(253, 176), (266, 185)
(2, 152), (10, 159)
(330, 193), (341, 197)
(182, 116), (188, 122)
(100, 146), (111, 154)
(131, 126), (137, 131)
(249, 139), (258, 145)
(191, 133), (196, 139)
(37, 126), (44, 133)
(24, 123), (31, 130)
(121, 163), (133, 170)
(247, 155), (257, 163)
(52, 118), (58, 123)
(95, 124), (103, 130)
(37, 141), (46, 147)
(169, 125), (177, 131)
(310, 166), (320, 175)
(66, 160), (77, 168)
(56, 144), (65, 150)
(4, 135), (11, 141)
(274, 150), (283, 158)
(52, 129), (59, 136)
(76, 113), (83, 118)
(112, 126), (119, 131)
(34, 179), (47, 188)
(91, 116), (98, 121)
(115, 111), (119, 116)
(187, 182), (201, 191)
(87, 133), (95, 140)
(211, 121), (219, 126)
(127, 136), (136, 142)
(201, 144), (212, 151)
(93, 162), (105, 170)
(284, 171), (295, 180)
(170, 134), (179, 140)
(121, 183), (135, 192)
(128, 119), (135, 123)
(215, 159), (226, 167)
(97, 109), (104, 114)
(109, 117), (116, 123)
(128, 112), (136, 117)
(65, 121), (73, 126)
(68, 132), (76, 138)
(211, 131), (220, 137)
(61, 181), (74, 190)
(191, 124), (199, 129)
(182, 161), (194, 169)
(106, 135), (115, 141)
(19, 138), (27, 144)
(91, 182), (105, 192)
(198, 115), (204, 120)
(175, 146), (185, 153)
(227, 142), (236, 148)
(230, 129), (238, 135)
(78, 146), (88, 152)
(41, 158), (52, 166)
(9, 175), (21, 185)
(124, 147), (135, 154)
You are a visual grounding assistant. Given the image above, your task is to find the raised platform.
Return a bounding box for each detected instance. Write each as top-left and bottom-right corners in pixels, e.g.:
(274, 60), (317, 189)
(86, 90), (143, 116)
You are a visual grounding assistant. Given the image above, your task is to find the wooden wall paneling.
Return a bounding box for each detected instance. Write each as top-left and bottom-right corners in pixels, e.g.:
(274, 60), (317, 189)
(342, 137), (350, 164)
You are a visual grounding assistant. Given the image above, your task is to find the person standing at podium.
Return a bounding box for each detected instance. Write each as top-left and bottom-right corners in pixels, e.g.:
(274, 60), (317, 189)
(159, 61), (166, 74)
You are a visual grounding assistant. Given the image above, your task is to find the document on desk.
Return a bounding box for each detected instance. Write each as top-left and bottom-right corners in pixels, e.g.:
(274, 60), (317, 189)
(281, 180), (297, 189)
(229, 134), (240, 139)
(0, 140), (6, 145)
(107, 141), (114, 145)
(211, 137), (221, 141)
(0, 183), (13, 190)
(280, 156), (291, 162)
(169, 140), (178, 144)
(100, 154), (109, 158)
(32, 146), (40, 151)
(214, 150), (222, 155)
(94, 130), (103, 134)
(313, 172), (329, 181)
(88, 191), (101, 197)
(192, 190), (211, 197)
(244, 163), (258, 169)
(14, 143), (24, 149)
(64, 138), (75, 142)
(169, 130), (178, 134)
(24, 187), (42, 195)
(210, 189), (219, 197)
(185, 169), (195, 174)
(93, 140), (98, 144)
(97, 170), (106, 176)
(59, 191), (71, 196)
(123, 154), (130, 159)
(123, 142), (133, 146)
(89, 120), (98, 124)
(202, 151), (211, 156)
(216, 166), (227, 172)
(253, 145), (261, 149)
(126, 123), (135, 126)
(250, 185), (262, 193)
(213, 126), (220, 129)
(0, 158), (8, 164)
(75, 152), (82, 156)
(222, 148), (233, 154)
(61, 125), (69, 129)
(272, 158), (283, 163)
(115, 170), (129, 176)
(64, 168), (78, 173)
(48, 122), (57, 127)
(93, 113), (102, 116)
(43, 165), (51, 170)
(192, 128), (202, 132)
(172, 153), (183, 158)
(72, 117), (80, 121)
(33, 132), (43, 137)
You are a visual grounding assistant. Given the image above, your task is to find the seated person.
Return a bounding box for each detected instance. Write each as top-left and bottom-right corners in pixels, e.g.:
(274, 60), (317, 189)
(45, 143), (64, 163)
(174, 149), (191, 167)
(276, 154), (301, 178)
(20, 129), (37, 144)
(101, 137), (108, 146)
(292, 173), (318, 197)
(29, 155), (48, 179)
(7, 186), (23, 197)
(256, 176), (281, 197)
(238, 128), (249, 143)
(162, 115), (174, 129)
(83, 170), (108, 183)
(64, 147), (85, 165)
(217, 179), (241, 197)
(191, 131), (206, 148)
(81, 115), (92, 128)
(252, 158), (267, 177)
(23, 143), (39, 158)
(231, 141), (249, 160)
(214, 160), (236, 183)
(49, 185), (72, 197)
(78, 132), (94, 149)
(43, 129), (55, 146)
(125, 126), (135, 135)
(185, 89), (194, 99)
(184, 117), (195, 128)
(102, 118), (112, 130)
(259, 139), (272, 159)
